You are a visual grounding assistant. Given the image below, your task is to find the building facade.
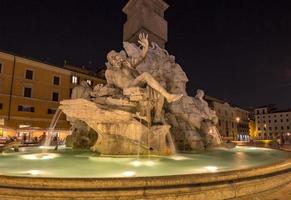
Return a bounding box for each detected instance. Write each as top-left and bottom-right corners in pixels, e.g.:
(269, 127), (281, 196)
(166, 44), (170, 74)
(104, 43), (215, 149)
(205, 95), (250, 141)
(254, 105), (291, 140)
(0, 51), (105, 141)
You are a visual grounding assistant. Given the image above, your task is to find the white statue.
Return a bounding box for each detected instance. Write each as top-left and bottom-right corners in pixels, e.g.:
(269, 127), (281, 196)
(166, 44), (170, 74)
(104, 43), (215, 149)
(193, 89), (216, 121)
(105, 33), (183, 103)
(71, 81), (92, 100)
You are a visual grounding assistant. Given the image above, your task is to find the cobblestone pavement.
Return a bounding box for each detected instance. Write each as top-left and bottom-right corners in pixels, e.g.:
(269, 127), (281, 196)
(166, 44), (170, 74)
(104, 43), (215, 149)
(234, 182), (291, 200)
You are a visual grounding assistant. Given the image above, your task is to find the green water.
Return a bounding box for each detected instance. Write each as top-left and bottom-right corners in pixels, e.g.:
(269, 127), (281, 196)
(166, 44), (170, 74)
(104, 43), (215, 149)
(0, 146), (289, 178)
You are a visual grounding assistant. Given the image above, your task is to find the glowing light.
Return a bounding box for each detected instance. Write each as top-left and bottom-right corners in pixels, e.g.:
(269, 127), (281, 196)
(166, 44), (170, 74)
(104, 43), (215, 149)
(21, 153), (59, 160)
(131, 160), (142, 167)
(204, 166), (218, 172)
(130, 160), (156, 167)
(145, 160), (155, 166)
(27, 170), (40, 176)
(169, 155), (191, 161)
(236, 117), (240, 123)
(122, 171), (136, 177)
(38, 146), (54, 149)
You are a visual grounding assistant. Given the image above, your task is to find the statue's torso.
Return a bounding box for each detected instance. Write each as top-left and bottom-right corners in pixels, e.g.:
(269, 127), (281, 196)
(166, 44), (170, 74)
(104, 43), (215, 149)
(108, 66), (135, 89)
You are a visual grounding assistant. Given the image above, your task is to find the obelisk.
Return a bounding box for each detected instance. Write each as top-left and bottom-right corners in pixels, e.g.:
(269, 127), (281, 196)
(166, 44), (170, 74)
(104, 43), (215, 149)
(123, 0), (169, 48)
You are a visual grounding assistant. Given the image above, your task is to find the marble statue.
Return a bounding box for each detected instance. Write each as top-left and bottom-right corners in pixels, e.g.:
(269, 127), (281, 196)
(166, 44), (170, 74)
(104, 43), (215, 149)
(71, 81), (92, 100)
(60, 33), (224, 155)
(105, 33), (183, 103)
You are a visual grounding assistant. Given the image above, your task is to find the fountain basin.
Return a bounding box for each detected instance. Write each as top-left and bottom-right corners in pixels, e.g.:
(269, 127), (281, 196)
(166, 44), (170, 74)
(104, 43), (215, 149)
(0, 146), (290, 199)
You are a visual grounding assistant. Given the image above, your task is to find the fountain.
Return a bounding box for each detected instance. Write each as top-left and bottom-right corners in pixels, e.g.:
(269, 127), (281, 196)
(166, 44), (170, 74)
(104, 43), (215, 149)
(0, 34), (290, 200)
(60, 33), (223, 155)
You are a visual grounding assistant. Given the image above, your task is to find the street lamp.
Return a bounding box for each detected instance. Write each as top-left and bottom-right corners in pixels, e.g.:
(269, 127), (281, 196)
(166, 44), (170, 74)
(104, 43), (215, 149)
(235, 117), (240, 140)
(236, 117), (240, 123)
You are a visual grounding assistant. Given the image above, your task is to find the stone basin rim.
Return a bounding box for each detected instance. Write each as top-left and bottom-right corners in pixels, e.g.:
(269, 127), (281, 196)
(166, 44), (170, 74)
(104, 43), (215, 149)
(0, 158), (290, 190)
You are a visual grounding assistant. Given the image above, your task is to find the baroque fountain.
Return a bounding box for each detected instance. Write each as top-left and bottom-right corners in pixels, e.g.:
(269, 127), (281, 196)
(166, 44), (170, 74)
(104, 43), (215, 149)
(61, 33), (223, 155)
(0, 34), (290, 200)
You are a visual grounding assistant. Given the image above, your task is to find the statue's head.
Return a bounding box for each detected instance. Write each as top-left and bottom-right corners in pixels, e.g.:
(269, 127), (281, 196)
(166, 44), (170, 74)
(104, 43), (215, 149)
(123, 42), (141, 57)
(196, 89), (205, 99)
(107, 50), (126, 67)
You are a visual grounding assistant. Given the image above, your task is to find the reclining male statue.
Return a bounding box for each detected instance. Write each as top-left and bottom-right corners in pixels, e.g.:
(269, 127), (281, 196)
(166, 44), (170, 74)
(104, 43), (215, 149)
(105, 33), (183, 103)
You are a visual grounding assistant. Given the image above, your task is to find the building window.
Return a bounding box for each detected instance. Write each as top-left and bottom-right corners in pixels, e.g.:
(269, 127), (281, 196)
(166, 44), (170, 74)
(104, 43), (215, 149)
(275, 127), (277, 130)
(287, 126), (290, 130)
(24, 87), (32, 98)
(274, 120), (277, 123)
(86, 79), (92, 86)
(48, 108), (56, 114)
(18, 105), (34, 112)
(25, 69), (33, 80)
(71, 75), (78, 84)
(0, 103), (2, 110)
(269, 127), (272, 130)
(287, 119), (289, 122)
(52, 92), (59, 102)
(0, 62), (2, 73)
(258, 127), (261, 131)
(53, 76), (60, 85)
(281, 126), (284, 130)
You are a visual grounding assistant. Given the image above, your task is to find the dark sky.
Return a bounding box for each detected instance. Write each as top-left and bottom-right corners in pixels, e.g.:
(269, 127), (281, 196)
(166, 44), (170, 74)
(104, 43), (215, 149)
(0, 0), (291, 109)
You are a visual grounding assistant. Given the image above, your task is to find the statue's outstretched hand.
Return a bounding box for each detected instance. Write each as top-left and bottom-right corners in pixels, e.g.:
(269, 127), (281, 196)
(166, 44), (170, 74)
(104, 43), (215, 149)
(138, 33), (149, 49)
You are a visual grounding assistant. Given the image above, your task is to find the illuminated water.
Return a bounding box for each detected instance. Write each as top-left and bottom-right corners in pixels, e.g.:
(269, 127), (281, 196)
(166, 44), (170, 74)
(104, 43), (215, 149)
(0, 146), (289, 178)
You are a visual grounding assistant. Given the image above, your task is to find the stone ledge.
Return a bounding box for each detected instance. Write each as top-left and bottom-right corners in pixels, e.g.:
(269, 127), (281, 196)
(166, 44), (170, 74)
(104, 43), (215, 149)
(0, 158), (290, 199)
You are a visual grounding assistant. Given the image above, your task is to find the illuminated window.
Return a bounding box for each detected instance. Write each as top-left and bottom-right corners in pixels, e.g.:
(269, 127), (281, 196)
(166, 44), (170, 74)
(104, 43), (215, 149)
(52, 92), (59, 102)
(71, 75), (78, 84)
(25, 69), (33, 80)
(53, 76), (60, 85)
(24, 87), (32, 98)
(86, 79), (92, 86)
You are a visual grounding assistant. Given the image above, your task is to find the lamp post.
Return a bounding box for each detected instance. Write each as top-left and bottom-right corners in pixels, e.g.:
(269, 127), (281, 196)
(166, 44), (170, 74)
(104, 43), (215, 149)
(235, 117), (240, 141)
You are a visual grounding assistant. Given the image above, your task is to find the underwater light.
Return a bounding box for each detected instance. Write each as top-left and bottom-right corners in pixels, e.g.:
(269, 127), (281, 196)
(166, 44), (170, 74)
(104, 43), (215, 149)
(131, 160), (142, 167)
(169, 155), (191, 161)
(122, 171), (136, 177)
(27, 170), (41, 176)
(204, 166), (218, 172)
(21, 153), (59, 160)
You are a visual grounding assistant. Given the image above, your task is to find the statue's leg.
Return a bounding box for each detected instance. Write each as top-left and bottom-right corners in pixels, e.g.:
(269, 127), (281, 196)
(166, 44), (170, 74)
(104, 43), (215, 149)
(131, 72), (183, 102)
(154, 94), (164, 123)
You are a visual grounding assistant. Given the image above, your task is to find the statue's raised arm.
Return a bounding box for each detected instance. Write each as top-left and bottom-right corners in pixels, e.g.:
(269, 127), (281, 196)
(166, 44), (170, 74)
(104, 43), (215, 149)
(128, 33), (149, 68)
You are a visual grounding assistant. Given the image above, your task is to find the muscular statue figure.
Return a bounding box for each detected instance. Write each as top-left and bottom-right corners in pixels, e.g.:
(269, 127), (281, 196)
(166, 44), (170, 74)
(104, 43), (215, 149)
(105, 33), (183, 103)
(71, 81), (92, 100)
(193, 89), (217, 121)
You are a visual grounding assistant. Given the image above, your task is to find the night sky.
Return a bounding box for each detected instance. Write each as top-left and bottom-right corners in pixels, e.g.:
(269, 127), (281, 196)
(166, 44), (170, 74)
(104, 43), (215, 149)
(0, 0), (291, 109)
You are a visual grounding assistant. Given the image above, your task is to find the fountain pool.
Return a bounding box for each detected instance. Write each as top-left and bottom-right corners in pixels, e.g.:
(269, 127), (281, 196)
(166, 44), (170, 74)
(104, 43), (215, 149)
(0, 146), (289, 178)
